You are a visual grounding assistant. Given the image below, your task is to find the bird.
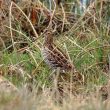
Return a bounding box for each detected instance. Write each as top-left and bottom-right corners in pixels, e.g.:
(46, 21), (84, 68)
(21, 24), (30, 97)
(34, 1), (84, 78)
(41, 28), (83, 94)
(41, 28), (76, 73)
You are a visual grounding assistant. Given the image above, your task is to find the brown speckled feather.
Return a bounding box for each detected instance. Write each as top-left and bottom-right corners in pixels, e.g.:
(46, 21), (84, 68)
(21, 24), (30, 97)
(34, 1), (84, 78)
(42, 30), (75, 72)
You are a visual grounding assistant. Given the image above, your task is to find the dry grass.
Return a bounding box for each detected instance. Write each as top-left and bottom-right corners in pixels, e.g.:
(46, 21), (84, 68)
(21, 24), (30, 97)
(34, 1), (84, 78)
(0, 0), (110, 109)
(0, 84), (110, 110)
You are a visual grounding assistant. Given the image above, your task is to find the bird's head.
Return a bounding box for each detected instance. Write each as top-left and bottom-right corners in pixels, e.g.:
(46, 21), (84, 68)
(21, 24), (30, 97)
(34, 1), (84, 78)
(43, 28), (55, 45)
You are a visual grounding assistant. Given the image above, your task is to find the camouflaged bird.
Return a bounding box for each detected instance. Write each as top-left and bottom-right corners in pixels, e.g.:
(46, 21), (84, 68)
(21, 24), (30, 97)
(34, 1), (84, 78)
(42, 29), (76, 73)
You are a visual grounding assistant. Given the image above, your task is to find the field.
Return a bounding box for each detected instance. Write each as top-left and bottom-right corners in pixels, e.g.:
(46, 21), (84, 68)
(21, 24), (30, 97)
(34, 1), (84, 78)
(0, 0), (110, 109)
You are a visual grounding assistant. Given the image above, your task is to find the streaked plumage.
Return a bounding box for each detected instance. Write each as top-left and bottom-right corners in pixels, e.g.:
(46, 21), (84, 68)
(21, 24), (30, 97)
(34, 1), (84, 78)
(42, 29), (76, 73)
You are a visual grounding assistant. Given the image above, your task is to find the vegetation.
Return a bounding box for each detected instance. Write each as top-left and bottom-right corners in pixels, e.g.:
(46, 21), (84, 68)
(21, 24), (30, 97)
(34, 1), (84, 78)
(0, 0), (110, 109)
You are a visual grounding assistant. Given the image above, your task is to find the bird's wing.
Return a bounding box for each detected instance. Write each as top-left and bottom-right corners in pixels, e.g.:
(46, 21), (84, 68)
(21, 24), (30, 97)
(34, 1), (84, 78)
(48, 45), (74, 70)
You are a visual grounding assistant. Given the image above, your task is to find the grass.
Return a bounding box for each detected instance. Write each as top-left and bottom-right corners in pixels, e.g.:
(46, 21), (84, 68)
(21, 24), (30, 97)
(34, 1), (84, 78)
(0, 88), (109, 110)
(0, 0), (110, 109)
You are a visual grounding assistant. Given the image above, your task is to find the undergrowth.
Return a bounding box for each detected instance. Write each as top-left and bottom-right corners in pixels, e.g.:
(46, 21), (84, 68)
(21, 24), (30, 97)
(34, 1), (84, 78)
(0, 0), (110, 110)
